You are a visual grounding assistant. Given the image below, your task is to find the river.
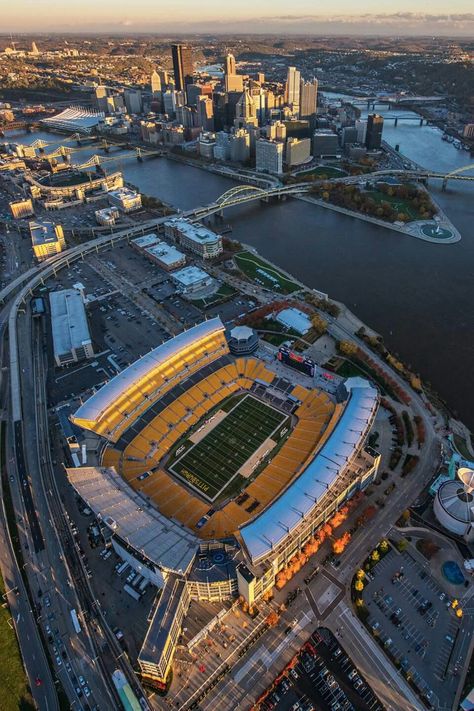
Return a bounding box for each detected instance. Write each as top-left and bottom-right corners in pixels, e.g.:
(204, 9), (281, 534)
(10, 114), (474, 428)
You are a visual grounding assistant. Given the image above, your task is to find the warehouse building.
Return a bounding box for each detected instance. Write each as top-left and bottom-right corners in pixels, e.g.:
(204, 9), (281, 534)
(49, 289), (94, 366)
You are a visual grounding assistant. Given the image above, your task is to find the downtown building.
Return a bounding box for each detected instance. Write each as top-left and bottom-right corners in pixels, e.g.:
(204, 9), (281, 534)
(256, 138), (284, 174)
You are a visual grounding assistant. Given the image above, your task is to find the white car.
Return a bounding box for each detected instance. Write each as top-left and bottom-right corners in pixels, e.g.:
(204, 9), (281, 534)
(79, 675), (86, 687)
(84, 686), (91, 698)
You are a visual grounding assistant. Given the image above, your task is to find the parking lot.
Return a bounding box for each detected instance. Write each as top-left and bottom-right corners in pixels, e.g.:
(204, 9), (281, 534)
(362, 548), (463, 709)
(261, 627), (383, 711)
(58, 474), (158, 662)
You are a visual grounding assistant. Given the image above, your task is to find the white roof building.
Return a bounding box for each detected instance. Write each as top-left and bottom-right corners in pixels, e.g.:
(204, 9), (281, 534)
(41, 107), (104, 134)
(276, 307), (312, 335)
(131, 233), (161, 250)
(49, 289), (94, 366)
(144, 243), (185, 270)
(172, 266), (213, 293)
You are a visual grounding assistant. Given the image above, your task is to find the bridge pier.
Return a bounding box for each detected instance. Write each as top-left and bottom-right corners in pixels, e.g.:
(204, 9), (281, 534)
(442, 178), (448, 191)
(394, 118), (398, 127)
(419, 118), (424, 126)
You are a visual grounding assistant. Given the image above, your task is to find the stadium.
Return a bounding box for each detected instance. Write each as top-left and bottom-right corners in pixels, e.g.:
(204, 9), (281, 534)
(69, 317), (380, 687)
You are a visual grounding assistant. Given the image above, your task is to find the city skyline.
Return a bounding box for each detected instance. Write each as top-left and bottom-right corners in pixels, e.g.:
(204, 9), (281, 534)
(3, 1), (474, 34)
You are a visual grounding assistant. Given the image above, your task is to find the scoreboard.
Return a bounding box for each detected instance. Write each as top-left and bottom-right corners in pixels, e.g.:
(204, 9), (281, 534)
(277, 347), (315, 377)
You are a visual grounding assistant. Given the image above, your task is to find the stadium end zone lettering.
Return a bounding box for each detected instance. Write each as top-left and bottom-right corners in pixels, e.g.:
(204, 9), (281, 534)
(182, 468), (210, 492)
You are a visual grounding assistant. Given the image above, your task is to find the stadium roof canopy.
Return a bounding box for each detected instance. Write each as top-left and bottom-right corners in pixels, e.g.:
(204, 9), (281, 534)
(41, 107), (104, 134)
(67, 467), (199, 573)
(72, 317), (225, 424)
(240, 377), (378, 562)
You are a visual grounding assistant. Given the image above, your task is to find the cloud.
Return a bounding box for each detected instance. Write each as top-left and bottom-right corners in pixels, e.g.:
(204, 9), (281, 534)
(260, 12), (474, 24)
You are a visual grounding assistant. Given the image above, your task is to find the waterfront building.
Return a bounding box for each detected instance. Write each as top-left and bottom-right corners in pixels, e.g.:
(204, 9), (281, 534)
(463, 124), (474, 139)
(213, 131), (231, 161)
(108, 187), (142, 213)
(312, 130), (340, 157)
(256, 138), (284, 174)
(198, 132), (216, 159)
(162, 125), (185, 145)
(275, 307), (312, 335)
(49, 289), (94, 367)
(29, 219), (65, 261)
(41, 107), (104, 135)
(285, 66), (301, 116)
(365, 113), (384, 151)
(300, 79), (318, 119)
(229, 128), (250, 163)
(434, 468), (474, 542)
(164, 218), (223, 259)
(285, 137), (311, 167)
(10, 198), (34, 219)
(171, 44), (194, 94)
(172, 265), (214, 295)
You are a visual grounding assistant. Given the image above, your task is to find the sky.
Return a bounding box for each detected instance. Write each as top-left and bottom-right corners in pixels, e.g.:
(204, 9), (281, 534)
(3, 0), (474, 35)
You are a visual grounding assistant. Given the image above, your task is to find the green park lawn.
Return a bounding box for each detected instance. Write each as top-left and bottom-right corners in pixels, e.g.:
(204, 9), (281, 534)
(234, 252), (300, 294)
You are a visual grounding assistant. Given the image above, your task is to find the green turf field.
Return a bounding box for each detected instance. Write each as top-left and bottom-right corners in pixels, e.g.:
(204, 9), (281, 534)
(169, 394), (289, 501)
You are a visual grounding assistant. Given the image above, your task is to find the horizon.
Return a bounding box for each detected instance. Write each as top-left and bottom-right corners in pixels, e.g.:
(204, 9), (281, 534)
(3, 2), (474, 36)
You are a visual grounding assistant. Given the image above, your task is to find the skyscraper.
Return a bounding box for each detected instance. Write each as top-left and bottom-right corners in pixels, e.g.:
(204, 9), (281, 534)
(285, 66), (301, 116)
(235, 90), (257, 127)
(151, 70), (161, 97)
(300, 79), (318, 119)
(365, 114), (384, 150)
(197, 96), (214, 132)
(225, 53), (236, 76)
(171, 44), (194, 94)
(224, 53), (243, 93)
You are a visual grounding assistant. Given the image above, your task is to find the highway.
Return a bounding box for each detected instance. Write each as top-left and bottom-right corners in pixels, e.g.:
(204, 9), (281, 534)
(0, 163), (461, 710)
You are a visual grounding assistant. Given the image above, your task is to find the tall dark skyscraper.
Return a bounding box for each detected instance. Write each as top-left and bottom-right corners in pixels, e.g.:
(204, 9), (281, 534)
(365, 113), (384, 150)
(171, 44), (194, 93)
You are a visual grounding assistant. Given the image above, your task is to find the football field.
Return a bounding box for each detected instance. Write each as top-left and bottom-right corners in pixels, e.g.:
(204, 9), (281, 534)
(169, 394), (289, 501)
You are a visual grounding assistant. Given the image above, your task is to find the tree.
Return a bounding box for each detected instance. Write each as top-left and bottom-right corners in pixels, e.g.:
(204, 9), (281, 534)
(371, 550), (380, 563)
(396, 539), (408, 552)
(338, 340), (358, 357)
(265, 611), (279, 627)
(311, 313), (328, 335)
(379, 539), (389, 553)
(355, 579), (364, 592)
(355, 597), (364, 607)
(356, 569), (365, 580)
